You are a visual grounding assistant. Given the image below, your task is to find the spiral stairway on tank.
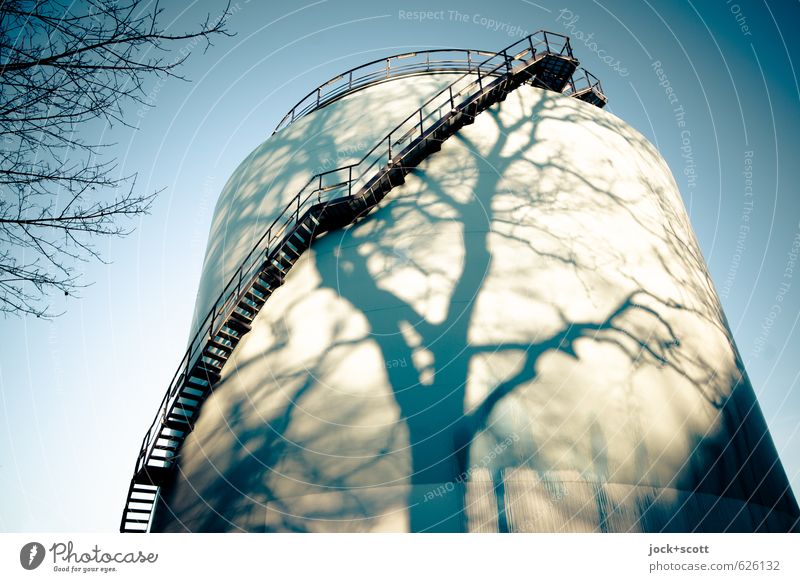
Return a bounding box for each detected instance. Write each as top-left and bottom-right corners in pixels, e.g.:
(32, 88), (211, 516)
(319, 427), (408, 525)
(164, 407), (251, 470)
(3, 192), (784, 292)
(120, 30), (607, 533)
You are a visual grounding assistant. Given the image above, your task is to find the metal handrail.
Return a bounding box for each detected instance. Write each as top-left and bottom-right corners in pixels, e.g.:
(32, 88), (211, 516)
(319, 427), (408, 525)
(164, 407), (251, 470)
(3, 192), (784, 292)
(273, 49), (511, 134)
(132, 30), (576, 479)
(564, 67), (605, 98)
(273, 32), (576, 134)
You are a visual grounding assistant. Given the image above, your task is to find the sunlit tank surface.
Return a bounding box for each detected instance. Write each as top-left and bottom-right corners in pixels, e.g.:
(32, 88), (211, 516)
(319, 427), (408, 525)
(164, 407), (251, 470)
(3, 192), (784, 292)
(152, 71), (799, 532)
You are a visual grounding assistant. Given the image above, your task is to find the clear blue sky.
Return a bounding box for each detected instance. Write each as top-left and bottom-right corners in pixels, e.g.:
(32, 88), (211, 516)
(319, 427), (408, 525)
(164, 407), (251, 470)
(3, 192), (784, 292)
(1, 0), (799, 531)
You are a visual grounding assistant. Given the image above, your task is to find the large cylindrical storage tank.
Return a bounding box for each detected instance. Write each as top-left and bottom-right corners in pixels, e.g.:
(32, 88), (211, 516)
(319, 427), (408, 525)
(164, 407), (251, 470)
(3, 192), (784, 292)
(149, 57), (799, 532)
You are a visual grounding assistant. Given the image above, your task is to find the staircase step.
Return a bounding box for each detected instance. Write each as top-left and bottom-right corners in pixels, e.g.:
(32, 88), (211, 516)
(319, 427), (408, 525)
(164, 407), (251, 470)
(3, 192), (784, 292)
(184, 376), (211, 392)
(167, 412), (194, 430)
(280, 243), (301, 259)
(200, 352), (225, 366)
(274, 254), (296, 269)
(128, 493), (157, 503)
(251, 279), (271, 295)
(158, 433), (185, 447)
(156, 436), (181, 447)
(261, 263), (285, 281)
(245, 288), (267, 303)
(170, 403), (197, 417)
(206, 339), (234, 353)
(152, 442), (178, 452)
(163, 417), (191, 431)
(229, 310), (253, 327)
(296, 220), (316, 237)
(226, 313), (252, 333)
(133, 464), (172, 486)
(259, 267), (283, 284)
(214, 327), (242, 343)
(186, 375), (216, 391)
(284, 238), (303, 255)
(240, 293), (264, 307)
(195, 359), (223, 376)
(270, 258), (289, 273)
(166, 410), (192, 422)
(202, 348), (229, 363)
(171, 401), (197, 415)
(234, 302), (257, 316)
(179, 386), (206, 401)
(290, 229), (309, 245)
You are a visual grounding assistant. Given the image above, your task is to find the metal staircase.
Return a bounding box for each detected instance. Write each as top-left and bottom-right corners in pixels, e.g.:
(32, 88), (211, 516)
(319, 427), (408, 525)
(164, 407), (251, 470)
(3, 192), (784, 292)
(120, 30), (606, 532)
(563, 68), (608, 108)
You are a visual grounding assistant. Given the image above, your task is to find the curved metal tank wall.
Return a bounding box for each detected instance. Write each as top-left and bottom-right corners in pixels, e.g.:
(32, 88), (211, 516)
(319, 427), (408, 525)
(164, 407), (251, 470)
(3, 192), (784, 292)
(152, 73), (800, 532)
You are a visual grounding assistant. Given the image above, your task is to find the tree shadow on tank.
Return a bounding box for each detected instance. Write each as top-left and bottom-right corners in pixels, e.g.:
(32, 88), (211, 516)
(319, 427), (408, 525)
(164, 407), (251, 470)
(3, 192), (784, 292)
(189, 74), (464, 331)
(154, 310), (413, 532)
(308, 90), (800, 532)
(157, 88), (799, 533)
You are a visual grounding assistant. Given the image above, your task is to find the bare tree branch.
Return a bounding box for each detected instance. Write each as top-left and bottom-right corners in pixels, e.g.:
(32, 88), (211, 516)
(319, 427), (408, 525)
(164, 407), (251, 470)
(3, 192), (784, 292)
(0, 0), (233, 317)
